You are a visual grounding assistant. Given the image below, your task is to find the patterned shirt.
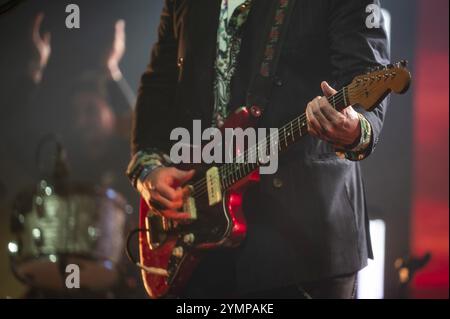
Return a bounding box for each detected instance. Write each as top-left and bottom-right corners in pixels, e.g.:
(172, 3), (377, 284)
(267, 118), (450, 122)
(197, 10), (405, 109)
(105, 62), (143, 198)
(213, 0), (252, 127)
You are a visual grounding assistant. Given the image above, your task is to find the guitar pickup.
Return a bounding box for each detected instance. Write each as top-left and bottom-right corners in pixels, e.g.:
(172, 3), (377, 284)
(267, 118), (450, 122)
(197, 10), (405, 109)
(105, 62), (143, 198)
(182, 185), (197, 220)
(206, 167), (222, 206)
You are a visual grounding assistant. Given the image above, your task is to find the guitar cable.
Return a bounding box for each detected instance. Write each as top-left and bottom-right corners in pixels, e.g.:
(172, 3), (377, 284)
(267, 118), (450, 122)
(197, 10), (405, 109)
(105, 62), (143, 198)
(125, 228), (169, 277)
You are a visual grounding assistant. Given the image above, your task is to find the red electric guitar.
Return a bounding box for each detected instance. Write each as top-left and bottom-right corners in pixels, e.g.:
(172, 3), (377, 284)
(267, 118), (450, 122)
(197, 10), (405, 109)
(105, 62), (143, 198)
(138, 62), (412, 298)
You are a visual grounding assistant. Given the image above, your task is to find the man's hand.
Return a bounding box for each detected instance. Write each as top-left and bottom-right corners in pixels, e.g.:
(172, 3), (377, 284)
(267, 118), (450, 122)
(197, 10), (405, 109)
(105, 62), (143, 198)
(30, 13), (51, 84)
(137, 167), (195, 220)
(306, 82), (361, 149)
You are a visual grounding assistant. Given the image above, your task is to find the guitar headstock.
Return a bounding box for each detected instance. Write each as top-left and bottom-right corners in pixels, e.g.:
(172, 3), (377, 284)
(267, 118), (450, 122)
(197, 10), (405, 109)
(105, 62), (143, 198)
(347, 60), (412, 112)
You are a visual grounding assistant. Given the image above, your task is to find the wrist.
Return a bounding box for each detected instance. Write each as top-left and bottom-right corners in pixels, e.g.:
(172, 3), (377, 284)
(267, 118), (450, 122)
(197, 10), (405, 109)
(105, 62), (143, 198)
(336, 114), (373, 162)
(342, 119), (362, 151)
(127, 150), (172, 188)
(29, 63), (45, 84)
(346, 126), (362, 150)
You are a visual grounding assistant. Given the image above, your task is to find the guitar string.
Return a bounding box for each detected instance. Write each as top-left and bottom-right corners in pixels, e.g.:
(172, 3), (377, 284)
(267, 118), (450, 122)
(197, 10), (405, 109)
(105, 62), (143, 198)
(191, 92), (346, 197)
(191, 86), (359, 198)
(190, 78), (393, 199)
(191, 85), (351, 192)
(190, 83), (368, 199)
(217, 76), (394, 188)
(191, 83), (358, 195)
(217, 78), (390, 189)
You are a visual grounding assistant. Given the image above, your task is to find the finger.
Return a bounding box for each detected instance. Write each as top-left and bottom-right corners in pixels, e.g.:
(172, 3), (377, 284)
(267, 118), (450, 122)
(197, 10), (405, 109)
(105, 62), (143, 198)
(116, 19), (126, 32)
(313, 110), (333, 138)
(306, 103), (323, 138)
(308, 124), (321, 138)
(182, 186), (193, 197)
(32, 13), (45, 43)
(157, 182), (183, 202)
(160, 210), (191, 220)
(34, 13), (44, 31)
(115, 19), (126, 44)
(319, 101), (345, 123)
(173, 169), (195, 185)
(321, 81), (337, 98)
(151, 193), (183, 210)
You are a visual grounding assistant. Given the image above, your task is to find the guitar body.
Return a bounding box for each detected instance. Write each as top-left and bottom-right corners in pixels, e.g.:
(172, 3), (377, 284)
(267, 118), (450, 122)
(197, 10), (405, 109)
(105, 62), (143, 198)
(139, 107), (261, 299)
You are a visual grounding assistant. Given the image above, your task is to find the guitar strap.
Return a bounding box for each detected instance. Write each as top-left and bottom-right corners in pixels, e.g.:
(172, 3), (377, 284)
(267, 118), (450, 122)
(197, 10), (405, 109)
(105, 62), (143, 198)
(246, 0), (297, 113)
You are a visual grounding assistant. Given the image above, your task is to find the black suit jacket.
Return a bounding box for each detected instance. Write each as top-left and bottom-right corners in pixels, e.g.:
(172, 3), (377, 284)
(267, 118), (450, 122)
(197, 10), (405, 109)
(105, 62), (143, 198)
(132, 0), (390, 296)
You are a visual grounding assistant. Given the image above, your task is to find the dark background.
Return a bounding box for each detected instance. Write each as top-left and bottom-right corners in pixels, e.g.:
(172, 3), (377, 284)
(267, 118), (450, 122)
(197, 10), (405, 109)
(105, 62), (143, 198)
(0, 0), (447, 298)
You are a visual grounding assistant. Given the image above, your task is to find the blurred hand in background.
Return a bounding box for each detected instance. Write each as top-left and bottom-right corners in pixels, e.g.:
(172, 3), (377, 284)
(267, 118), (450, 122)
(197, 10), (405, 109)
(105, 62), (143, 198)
(106, 19), (126, 81)
(30, 13), (51, 84)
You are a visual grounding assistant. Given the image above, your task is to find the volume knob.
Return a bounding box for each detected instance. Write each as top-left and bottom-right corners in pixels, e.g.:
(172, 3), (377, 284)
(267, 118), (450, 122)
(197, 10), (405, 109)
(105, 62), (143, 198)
(183, 233), (195, 245)
(172, 246), (184, 258)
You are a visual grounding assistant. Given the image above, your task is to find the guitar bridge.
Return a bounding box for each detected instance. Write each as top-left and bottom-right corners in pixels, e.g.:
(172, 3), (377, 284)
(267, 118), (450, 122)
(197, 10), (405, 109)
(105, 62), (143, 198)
(206, 167), (222, 206)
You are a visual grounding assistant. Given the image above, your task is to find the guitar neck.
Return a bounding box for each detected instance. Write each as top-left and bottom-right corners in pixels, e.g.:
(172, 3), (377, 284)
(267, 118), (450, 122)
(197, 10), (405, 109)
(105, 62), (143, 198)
(278, 86), (349, 152)
(220, 86), (349, 190)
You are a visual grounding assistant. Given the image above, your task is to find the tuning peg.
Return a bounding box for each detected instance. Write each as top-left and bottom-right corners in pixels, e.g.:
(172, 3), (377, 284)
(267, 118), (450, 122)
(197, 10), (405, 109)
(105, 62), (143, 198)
(400, 60), (408, 67)
(367, 65), (380, 73)
(387, 64), (395, 69)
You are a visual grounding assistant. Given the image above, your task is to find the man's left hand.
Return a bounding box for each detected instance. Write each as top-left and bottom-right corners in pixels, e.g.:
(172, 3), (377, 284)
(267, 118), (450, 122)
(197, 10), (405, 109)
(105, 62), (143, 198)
(306, 81), (361, 149)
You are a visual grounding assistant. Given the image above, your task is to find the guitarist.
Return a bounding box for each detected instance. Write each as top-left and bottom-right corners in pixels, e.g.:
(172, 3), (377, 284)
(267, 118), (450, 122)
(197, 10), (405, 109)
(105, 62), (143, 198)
(127, 0), (390, 299)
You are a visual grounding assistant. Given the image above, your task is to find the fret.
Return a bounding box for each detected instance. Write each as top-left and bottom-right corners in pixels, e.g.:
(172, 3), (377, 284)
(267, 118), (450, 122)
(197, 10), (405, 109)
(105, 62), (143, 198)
(331, 95), (336, 109)
(297, 117), (302, 137)
(244, 164), (250, 178)
(230, 165), (234, 187)
(243, 163), (249, 177)
(290, 121), (295, 142)
(222, 166), (227, 189)
(220, 170), (225, 189)
(220, 111), (322, 190)
(225, 165), (231, 188)
(284, 127), (288, 147)
(231, 164), (237, 184)
(343, 87), (348, 106)
(235, 164), (240, 181)
(237, 164), (243, 180)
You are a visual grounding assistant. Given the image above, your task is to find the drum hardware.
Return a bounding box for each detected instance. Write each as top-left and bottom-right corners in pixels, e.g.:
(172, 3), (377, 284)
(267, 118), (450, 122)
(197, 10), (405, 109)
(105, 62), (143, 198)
(8, 135), (130, 293)
(125, 228), (169, 277)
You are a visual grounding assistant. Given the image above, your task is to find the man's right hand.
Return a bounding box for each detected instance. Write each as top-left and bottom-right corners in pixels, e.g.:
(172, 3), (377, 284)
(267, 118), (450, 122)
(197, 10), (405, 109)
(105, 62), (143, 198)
(137, 167), (195, 220)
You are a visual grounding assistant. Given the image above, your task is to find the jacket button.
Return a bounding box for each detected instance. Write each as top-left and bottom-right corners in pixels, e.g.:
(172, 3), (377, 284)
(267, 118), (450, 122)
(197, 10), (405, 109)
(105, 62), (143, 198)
(177, 57), (184, 67)
(273, 177), (283, 189)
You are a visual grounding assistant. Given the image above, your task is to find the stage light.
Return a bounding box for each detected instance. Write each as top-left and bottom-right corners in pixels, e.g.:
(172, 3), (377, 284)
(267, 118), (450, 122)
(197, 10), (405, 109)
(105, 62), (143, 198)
(357, 220), (386, 299)
(7, 242), (18, 254)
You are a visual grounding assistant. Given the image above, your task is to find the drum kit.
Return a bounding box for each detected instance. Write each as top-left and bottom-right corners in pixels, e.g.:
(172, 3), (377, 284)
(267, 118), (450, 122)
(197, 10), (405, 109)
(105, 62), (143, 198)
(6, 138), (141, 298)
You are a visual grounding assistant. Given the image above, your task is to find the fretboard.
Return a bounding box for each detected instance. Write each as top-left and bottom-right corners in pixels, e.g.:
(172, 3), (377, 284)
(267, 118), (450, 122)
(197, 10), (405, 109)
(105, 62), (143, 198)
(219, 86), (349, 190)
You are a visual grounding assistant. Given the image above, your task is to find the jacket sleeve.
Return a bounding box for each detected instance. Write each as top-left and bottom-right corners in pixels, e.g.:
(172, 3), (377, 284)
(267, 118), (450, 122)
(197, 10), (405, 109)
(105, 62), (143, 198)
(328, 0), (391, 158)
(131, 0), (179, 156)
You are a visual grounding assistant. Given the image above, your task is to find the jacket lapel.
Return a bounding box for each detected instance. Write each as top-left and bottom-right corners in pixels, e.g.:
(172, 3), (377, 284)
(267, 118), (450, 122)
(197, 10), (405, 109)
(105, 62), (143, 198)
(186, 0), (222, 119)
